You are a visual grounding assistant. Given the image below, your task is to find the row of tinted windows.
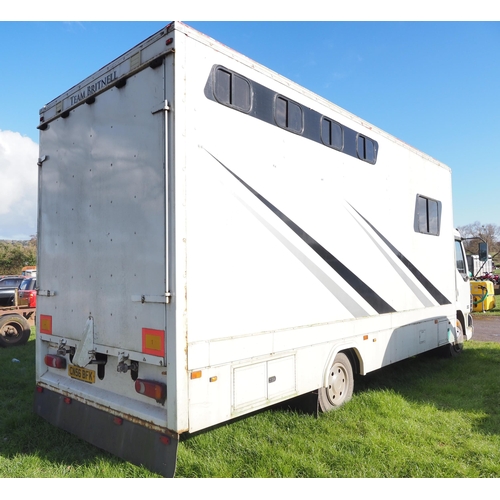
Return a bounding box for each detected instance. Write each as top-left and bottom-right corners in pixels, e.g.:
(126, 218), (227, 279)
(208, 66), (378, 164)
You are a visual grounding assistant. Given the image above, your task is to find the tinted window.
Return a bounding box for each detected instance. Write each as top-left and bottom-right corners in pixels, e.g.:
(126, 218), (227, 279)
(417, 196), (427, 232)
(321, 117), (343, 150)
(455, 240), (467, 276)
(0, 279), (21, 287)
(288, 101), (302, 132)
(214, 68), (231, 105)
(214, 67), (251, 112)
(275, 96), (303, 133)
(19, 279), (35, 290)
(206, 65), (380, 165)
(357, 135), (377, 163)
(275, 96), (287, 128)
(428, 199), (439, 235)
(415, 195), (441, 236)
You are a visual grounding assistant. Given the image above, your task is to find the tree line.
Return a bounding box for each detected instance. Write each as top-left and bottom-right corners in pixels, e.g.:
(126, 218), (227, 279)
(0, 223), (497, 277)
(457, 222), (500, 264)
(0, 236), (37, 276)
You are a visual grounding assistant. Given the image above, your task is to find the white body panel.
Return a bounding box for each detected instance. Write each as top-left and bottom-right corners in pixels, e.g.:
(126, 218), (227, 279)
(35, 22), (472, 464)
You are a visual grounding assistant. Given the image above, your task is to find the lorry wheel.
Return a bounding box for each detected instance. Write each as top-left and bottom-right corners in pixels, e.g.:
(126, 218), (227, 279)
(0, 314), (31, 347)
(318, 352), (354, 412)
(440, 320), (464, 358)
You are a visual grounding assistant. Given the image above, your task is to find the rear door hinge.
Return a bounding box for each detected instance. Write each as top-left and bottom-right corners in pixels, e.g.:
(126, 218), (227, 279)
(37, 155), (49, 167)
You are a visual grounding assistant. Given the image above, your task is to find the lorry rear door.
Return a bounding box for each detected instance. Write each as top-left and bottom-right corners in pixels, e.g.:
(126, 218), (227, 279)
(36, 45), (177, 475)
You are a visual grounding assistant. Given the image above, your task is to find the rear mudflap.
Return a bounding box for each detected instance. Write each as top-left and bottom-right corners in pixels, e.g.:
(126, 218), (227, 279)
(34, 386), (178, 477)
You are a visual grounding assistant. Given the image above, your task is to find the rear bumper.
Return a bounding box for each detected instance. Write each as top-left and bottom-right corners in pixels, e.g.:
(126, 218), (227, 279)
(34, 385), (178, 477)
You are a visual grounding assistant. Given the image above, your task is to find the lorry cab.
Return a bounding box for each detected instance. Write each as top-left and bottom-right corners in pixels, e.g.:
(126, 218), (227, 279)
(454, 229), (473, 343)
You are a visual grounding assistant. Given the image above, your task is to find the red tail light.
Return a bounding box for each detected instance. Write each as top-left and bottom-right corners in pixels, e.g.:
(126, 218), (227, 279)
(135, 379), (166, 403)
(28, 291), (37, 308)
(44, 354), (67, 369)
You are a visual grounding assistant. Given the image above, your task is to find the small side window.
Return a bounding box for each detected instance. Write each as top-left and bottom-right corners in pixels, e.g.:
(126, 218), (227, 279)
(274, 96), (303, 134)
(214, 67), (251, 112)
(357, 134), (377, 164)
(321, 117), (343, 150)
(414, 195), (441, 236)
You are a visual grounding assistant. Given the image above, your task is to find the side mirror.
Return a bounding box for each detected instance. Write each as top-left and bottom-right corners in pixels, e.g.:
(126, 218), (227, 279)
(479, 242), (488, 262)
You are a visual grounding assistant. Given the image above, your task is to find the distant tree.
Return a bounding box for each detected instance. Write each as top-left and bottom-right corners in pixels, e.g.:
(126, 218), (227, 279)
(27, 235), (37, 249)
(458, 222), (500, 261)
(0, 239), (37, 276)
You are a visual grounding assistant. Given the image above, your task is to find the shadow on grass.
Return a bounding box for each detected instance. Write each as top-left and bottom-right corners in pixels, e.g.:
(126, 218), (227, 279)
(0, 336), (149, 477)
(352, 342), (500, 434)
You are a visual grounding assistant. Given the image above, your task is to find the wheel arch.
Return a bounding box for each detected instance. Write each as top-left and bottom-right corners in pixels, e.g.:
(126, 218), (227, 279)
(456, 309), (473, 341)
(322, 343), (363, 386)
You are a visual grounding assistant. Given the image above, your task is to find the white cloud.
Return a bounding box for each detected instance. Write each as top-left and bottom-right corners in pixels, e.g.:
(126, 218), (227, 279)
(0, 130), (38, 240)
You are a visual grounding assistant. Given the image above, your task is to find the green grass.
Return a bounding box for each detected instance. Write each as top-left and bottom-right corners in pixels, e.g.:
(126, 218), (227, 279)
(1, 329), (500, 477)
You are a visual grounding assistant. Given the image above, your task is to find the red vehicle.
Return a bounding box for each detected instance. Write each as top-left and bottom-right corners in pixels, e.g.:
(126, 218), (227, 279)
(0, 277), (36, 347)
(18, 277), (37, 308)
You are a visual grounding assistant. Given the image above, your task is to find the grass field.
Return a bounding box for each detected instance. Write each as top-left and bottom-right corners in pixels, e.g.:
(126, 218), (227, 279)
(1, 327), (499, 479)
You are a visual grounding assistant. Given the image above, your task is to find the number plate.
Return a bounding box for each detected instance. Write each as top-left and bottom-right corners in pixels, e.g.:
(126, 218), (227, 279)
(68, 365), (96, 384)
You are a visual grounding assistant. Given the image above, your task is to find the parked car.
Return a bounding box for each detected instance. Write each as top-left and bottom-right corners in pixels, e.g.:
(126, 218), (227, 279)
(0, 276), (25, 307)
(0, 276), (25, 285)
(18, 277), (37, 308)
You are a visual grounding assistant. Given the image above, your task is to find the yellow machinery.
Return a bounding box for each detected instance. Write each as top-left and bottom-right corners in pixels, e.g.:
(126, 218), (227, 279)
(471, 281), (496, 312)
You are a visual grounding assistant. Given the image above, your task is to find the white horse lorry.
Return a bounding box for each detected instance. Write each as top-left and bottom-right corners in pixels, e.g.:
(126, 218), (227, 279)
(34, 22), (473, 477)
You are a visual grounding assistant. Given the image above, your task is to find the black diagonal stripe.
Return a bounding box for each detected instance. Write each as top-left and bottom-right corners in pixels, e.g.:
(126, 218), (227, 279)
(351, 207), (451, 306)
(208, 152), (396, 314)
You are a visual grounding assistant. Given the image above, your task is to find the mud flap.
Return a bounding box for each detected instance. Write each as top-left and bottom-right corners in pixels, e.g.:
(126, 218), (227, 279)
(34, 386), (178, 477)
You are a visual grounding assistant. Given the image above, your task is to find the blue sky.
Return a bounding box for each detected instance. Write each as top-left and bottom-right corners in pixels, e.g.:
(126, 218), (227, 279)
(1, 19), (499, 239)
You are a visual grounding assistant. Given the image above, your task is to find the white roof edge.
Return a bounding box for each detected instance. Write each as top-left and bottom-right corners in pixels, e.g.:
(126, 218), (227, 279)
(39, 20), (450, 171)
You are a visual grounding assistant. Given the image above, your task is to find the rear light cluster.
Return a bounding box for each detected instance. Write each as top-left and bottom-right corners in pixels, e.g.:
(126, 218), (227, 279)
(44, 354), (166, 404)
(44, 354), (67, 369)
(135, 379), (166, 404)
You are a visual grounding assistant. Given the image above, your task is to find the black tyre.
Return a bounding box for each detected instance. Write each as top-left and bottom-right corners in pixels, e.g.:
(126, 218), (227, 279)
(0, 314), (31, 347)
(318, 352), (354, 412)
(440, 319), (464, 358)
